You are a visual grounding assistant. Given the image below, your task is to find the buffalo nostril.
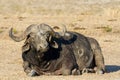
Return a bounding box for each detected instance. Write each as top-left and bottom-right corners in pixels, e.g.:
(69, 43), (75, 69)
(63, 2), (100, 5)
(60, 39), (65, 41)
(44, 44), (48, 48)
(39, 46), (42, 49)
(36, 46), (42, 51)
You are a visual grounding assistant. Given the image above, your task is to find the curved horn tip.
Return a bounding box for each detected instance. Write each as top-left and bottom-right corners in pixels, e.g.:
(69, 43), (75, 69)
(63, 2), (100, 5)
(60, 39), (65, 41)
(9, 28), (13, 34)
(9, 28), (14, 35)
(9, 27), (25, 42)
(11, 27), (13, 30)
(60, 24), (67, 36)
(10, 27), (14, 32)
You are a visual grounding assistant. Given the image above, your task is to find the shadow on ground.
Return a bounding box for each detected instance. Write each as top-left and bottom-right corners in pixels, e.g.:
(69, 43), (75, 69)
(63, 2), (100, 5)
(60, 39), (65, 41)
(106, 65), (120, 73)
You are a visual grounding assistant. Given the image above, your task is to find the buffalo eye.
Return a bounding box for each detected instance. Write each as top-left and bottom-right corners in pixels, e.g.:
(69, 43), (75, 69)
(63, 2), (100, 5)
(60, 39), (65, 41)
(45, 33), (50, 37)
(31, 38), (34, 42)
(44, 33), (51, 41)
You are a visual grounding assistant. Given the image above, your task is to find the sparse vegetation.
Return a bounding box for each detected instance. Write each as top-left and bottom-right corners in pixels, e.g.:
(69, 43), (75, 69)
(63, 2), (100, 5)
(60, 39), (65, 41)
(0, 27), (8, 34)
(73, 27), (86, 30)
(113, 30), (120, 33)
(0, 27), (8, 29)
(108, 19), (117, 21)
(3, 17), (9, 19)
(104, 40), (112, 42)
(12, 28), (18, 34)
(18, 16), (26, 21)
(0, 29), (4, 33)
(95, 25), (112, 32)
(103, 26), (112, 32)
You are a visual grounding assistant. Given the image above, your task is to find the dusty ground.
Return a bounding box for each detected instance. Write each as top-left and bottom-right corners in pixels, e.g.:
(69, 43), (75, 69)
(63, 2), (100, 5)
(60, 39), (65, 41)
(0, 0), (120, 80)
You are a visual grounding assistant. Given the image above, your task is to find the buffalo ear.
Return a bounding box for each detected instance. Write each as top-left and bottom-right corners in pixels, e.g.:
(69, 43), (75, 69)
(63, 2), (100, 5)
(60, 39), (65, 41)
(22, 43), (30, 52)
(51, 41), (58, 48)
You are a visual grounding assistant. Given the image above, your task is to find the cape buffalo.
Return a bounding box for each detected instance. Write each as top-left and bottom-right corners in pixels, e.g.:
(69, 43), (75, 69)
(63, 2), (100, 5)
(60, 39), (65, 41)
(9, 23), (105, 76)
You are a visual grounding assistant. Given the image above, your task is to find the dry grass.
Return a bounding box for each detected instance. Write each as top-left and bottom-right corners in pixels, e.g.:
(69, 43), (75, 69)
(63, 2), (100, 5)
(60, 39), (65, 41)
(0, 0), (120, 80)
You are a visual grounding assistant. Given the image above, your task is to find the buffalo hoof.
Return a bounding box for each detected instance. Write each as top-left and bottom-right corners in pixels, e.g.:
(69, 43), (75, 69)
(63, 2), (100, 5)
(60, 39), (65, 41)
(72, 69), (81, 75)
(28, 70), (38, 77)
(96, 70), (104, 74)
(82, 68), (89, 73)
(82, 68), (95, 74)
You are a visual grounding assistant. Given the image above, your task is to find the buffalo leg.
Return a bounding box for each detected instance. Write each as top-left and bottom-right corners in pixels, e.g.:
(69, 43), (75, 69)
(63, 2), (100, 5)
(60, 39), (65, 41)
(23, 61), (38, 76)
(23, 61), (31, 74)
(94, 49), (105, 74)
(72, 68), (81, 75)
(88, 37), (105, 74)
(82, 68), (95, 74)
(61, 59), (77, 75)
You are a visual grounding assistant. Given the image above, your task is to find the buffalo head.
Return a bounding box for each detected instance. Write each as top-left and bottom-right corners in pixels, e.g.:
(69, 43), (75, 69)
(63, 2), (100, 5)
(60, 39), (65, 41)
(9, 23), (66, 52)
